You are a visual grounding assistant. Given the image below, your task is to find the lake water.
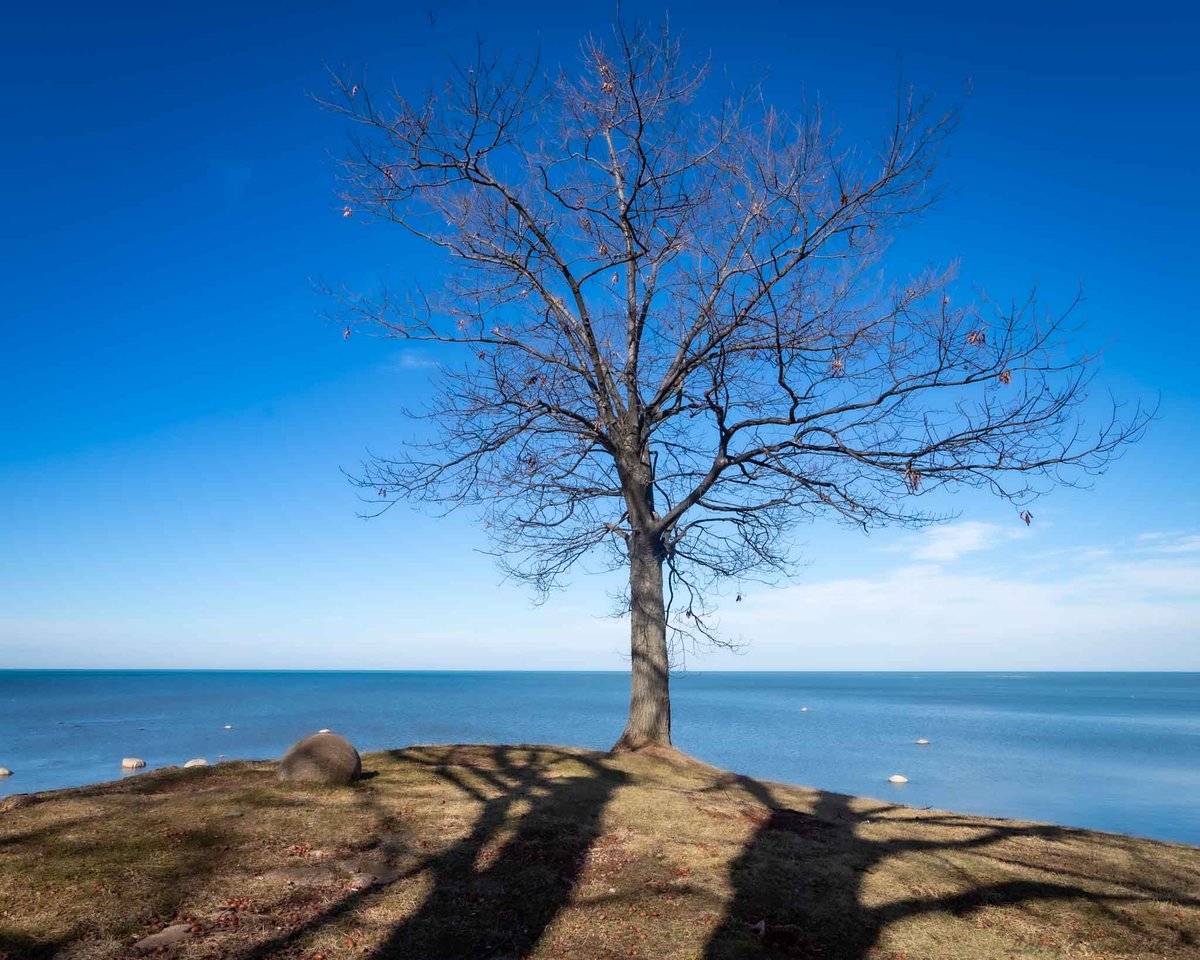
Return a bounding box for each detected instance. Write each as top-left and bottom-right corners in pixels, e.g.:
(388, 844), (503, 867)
(1, 670), (1198, 845)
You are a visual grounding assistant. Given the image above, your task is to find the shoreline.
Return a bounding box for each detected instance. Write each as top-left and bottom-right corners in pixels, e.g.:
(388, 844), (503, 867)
(4, 671), (1198, 846)
(4, 747), (1198, 853)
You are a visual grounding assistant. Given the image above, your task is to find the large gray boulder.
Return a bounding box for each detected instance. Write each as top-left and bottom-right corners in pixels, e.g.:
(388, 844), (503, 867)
(278, 731), (361, 785)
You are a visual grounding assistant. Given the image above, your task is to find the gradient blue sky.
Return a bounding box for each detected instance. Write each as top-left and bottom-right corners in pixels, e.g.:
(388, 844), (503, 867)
(1, 0), (1197, 669)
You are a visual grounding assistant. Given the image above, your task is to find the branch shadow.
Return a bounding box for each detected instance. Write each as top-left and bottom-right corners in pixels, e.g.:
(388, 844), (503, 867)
(0, 766), (252, 959)
(0, 931), (64, 960)
(234, 745), (627, 960)
(704, 774), (1197, 959)
(370, 745), (625, 958)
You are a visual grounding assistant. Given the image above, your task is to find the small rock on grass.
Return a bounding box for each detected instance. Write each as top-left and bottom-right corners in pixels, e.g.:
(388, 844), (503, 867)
(133, 924), (192, 953)
(184, 758), (208, 767)
(337, 853), (399, 887)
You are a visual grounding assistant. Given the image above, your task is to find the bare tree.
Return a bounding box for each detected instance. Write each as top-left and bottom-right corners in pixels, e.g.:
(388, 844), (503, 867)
(325, 23), (1147, 750)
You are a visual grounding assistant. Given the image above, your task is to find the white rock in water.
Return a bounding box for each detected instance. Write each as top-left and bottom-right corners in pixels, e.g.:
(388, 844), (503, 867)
(184, 758), (208, 768)
(318, 728), (332, 733)
(0, 768), (12, 777)
(122, 758), (146, 769)
(799, 707), (809, 712)
(224, 724), (233, 729)
(888, 774), (909, 784)
(915, 738), (930, 745)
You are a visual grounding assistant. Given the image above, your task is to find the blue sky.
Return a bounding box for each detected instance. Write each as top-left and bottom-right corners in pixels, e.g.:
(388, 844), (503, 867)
(1, 0), (1197, 669)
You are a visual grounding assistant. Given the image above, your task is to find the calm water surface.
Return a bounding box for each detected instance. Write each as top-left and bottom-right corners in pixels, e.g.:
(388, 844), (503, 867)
(1, 671), (1197, 845)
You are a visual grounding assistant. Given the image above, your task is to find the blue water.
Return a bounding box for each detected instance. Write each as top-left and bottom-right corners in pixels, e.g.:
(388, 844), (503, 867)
(1, 671), (1198, 845)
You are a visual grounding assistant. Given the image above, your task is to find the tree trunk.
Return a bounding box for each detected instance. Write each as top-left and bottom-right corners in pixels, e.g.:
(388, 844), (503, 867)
(612, 531), (672, 751)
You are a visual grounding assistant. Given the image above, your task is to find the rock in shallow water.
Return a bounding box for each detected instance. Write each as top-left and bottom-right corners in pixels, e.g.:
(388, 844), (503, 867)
(278, 732), (361, 785)
(121, 758), (146, 770)
(0, 768), (12, 777)
(888, 774), (909, 784)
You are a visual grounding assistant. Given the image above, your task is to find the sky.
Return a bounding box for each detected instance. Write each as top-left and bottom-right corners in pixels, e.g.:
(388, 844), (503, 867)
(0, 0), (1197, 670)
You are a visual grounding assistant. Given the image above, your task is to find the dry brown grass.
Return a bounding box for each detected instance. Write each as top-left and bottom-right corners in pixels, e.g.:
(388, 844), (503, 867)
(2, 744), (1198, 960)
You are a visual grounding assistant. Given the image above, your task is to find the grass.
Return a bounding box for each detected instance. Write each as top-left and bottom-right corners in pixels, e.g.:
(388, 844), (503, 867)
(1, 744), (1198, 959)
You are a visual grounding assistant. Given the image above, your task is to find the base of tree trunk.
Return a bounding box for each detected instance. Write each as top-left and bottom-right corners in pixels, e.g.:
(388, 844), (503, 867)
(608, 738), (697, 773)
(609, 730), (674, 754)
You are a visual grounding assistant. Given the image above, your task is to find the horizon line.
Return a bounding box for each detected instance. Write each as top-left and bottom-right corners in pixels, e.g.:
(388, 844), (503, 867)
(1, 667), (1197, 675)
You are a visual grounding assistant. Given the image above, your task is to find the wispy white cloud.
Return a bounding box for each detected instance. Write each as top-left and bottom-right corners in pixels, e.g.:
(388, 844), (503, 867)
(395, 350), (439, 370)
(1141, 533), (1200, 555)
(899, 521), (1028, 563)
(713, 532), (1200, 670)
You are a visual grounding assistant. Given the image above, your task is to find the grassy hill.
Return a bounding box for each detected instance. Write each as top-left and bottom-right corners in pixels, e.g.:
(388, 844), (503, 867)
(2, 744), (1198, 959)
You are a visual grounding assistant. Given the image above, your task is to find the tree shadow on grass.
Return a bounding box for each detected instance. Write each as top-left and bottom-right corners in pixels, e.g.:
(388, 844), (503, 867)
(0, 930), (62, 960)
(237, 745), (627, 960)
(704, 774), (1197, 959)
(368, 746), (626, 958)
(0, 766), (251, 960)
